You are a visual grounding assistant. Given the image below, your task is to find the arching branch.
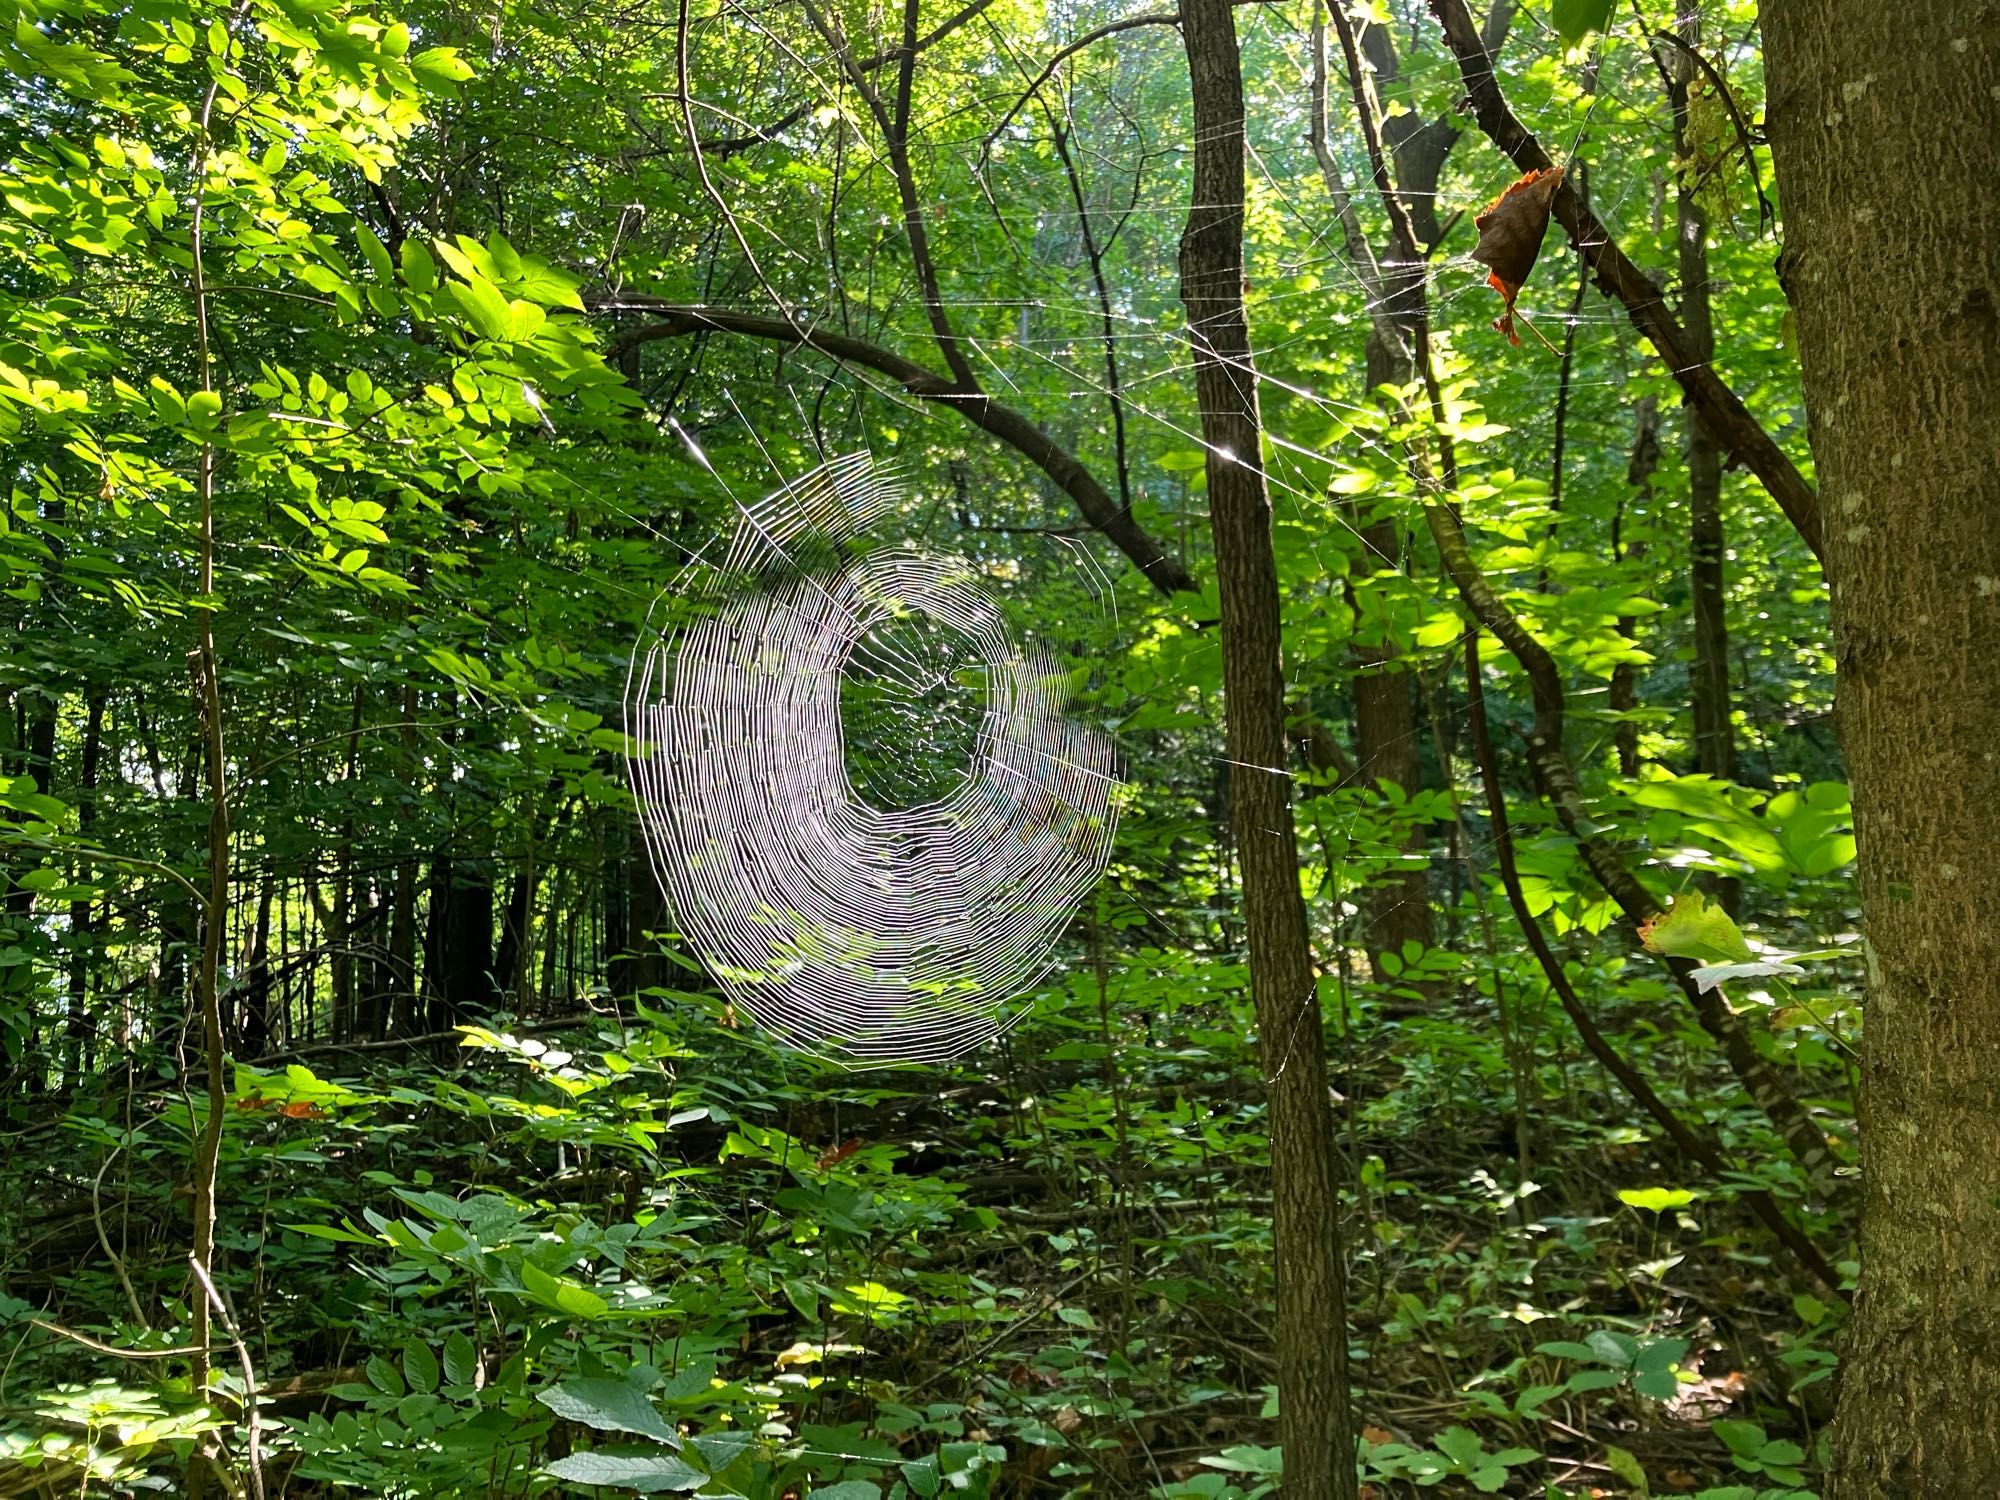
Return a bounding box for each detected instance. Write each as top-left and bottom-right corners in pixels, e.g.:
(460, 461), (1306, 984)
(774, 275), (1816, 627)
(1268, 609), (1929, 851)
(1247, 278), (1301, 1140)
(597, 299), (1196, 595)
(1427, 0), (1823, 566)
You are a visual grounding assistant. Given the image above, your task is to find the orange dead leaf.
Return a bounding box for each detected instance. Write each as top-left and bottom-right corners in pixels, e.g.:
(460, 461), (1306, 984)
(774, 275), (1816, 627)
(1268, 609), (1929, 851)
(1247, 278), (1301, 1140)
(815, 1139), (862, 1170)
(1471, 166), (1564, 346)
(279, 1100), (325, 1119)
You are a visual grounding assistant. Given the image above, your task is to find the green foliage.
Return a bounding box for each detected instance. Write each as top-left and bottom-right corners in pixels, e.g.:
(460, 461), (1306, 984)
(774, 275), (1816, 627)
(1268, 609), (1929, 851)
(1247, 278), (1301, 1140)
(0, 0), (1857, 1493)
(1551, 0), (1619, 47)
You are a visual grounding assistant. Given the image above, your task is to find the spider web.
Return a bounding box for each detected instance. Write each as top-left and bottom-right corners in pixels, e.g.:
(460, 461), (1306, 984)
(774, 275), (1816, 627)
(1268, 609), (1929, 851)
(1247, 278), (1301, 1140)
(625, 450), (1124, 1066)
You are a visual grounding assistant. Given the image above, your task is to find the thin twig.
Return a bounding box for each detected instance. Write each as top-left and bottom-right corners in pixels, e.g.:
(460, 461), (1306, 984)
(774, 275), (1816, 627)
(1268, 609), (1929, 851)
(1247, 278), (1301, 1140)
(190, 1255), (266, 1500)
(1461, 629), (1844, 1297)
(93, 1148), (149, 1329)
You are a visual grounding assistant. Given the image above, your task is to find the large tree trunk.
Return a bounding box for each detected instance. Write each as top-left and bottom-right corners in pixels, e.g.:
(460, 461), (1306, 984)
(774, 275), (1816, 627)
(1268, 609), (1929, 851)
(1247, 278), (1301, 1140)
(1178, 1), (1356, 1492)
(1759, 7), (2000, 1494)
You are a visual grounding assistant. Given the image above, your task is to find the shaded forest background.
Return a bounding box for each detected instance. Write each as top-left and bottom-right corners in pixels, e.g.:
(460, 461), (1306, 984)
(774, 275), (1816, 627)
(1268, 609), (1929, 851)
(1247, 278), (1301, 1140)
(0, 0), (1920, 1493)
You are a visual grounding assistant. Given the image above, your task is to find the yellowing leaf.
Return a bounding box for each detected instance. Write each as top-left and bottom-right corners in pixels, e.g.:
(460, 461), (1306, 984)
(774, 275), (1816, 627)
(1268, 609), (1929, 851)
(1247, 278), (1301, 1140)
(1617, 1187), (1698, 1213)
(1637, 890), (1753, 965)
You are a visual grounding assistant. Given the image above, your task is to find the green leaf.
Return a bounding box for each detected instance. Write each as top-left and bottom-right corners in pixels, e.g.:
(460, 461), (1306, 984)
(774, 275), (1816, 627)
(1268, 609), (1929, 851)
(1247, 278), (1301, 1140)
(445, 273), (515, 342)
(411, 46), (475, 85)
(688, 1430), (754, 1470)
(1586, 1329), (1638, 1367)
(1551, 0), (1616, 46)
(353, 223), (395, 282)
(519, 1260), (609, 1319)
(400, 239), (438, 296)
(807, 1485), (882, 1500)
(542, 1450), (706, 1491)
(365, 1353), (405, 1397)
(443, 1331), (479, 1387)
(1514, 1383), (1566, 1416)
(1633, 1337), (1690, 1374)
(655, 1360), (717, 1403)
(1414, 612), (1466, 647)
(1711, 1419), (1767, 1458)
(535, 1375), (679, 1444)
(1631, 1368), (1680, 1400)
(1534, 1340), (1598, 1362)
(1638, 891), (1754, 964)
(1432, 1426), (1484, 1467)
(402, 1339), (439, 1394)
(1602, 1443), (1648, 1494)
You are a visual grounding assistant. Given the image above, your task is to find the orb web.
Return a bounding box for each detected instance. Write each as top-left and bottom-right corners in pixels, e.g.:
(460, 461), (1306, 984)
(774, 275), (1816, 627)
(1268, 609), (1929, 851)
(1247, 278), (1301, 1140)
(625, 452), (1123, 1065)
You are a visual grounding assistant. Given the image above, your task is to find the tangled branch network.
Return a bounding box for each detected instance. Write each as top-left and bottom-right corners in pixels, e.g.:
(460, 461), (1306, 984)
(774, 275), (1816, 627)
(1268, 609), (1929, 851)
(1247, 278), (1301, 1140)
(626, 453), (1123, 1065)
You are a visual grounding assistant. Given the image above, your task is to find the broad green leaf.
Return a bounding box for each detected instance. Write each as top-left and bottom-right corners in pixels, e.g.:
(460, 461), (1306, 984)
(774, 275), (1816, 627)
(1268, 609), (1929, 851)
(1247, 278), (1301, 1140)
(1534, 1340), (1598, 1362)
(1603, 1444), (1648, 1494)
(411, 46), (475, 85)
(445, 273), (514, 342)
(1638, 890), (1754, 964)
(519, 1260), (609, 1320)
(365, 1353), (404, 1397)
(442, 1331), (479, 1387)
(1551, 0), (1616, 45)
(542, 1450), (705, 1491)
(1711, 1419), (1768, 1457)
(402, 1339), (438, 1394)
(535, 1376), (679, 1444)
(1433, 1426), (1484, 1466)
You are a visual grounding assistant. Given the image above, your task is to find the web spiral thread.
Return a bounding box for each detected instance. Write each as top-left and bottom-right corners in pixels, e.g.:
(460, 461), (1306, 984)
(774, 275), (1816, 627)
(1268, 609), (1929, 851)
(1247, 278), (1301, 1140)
(626, 453), (1122, 1065)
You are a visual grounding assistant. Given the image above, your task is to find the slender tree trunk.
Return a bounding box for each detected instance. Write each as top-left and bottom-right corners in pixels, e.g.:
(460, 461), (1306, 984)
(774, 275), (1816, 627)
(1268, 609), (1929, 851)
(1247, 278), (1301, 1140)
(391, 683), (420, 1036)
(3, 697), (56, 926)
(240, 867), (274, 1056)
(183, 67), (241, 1492)
(1178, 1), (1355, 1490)
(1351, 309), (1435, 981)
(1309, 4), (1437, 979)
(1666, 2), (1738, 916)
(63, 691), (105, 1089)
(431, 855), (496, 1028)
(1611, 398), (1661, 779)
(1759, 7), (2000, 1493)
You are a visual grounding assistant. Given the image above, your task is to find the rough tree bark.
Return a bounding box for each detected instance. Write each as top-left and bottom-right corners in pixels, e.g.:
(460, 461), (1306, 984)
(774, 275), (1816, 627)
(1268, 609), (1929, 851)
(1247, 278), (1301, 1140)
(1178, 0), (1355, 1491)
(1758, 5), (2000, 1493)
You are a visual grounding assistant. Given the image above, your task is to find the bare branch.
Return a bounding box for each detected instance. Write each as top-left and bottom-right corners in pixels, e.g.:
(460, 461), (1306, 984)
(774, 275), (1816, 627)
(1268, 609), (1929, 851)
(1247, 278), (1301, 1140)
(1427, 0), (1823, 564)
(978, 12), (1182, 167)
(598, 299), (1196, 595)
(700, 0), (1002, 156)
(1462, 629), (1842, 1295)
(797, 0), (981, 390)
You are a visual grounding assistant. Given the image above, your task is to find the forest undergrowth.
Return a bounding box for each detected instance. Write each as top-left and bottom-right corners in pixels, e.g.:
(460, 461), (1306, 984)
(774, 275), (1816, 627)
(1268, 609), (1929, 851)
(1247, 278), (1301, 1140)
(1, 956), (1847, 1497)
